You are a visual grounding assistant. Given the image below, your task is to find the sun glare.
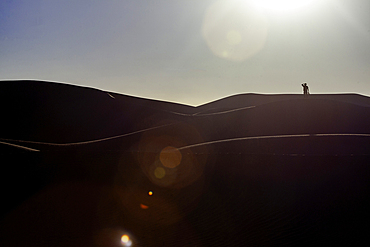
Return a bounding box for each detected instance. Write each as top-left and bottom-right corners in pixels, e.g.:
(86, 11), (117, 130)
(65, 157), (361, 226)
(250, 0), (318, 11)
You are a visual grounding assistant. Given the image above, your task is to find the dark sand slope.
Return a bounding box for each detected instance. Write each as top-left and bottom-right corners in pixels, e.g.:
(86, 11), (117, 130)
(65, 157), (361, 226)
(197, 92), (370, 112)
(0, 80), (193, 143)
(1, 80), (370, 246)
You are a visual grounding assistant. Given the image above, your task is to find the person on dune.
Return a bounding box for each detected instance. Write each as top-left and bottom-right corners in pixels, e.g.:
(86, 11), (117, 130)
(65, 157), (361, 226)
(302, 83), (309, 96)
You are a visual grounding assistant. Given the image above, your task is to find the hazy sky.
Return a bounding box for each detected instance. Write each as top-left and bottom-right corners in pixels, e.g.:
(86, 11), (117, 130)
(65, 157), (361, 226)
(1, 0), (369, 105)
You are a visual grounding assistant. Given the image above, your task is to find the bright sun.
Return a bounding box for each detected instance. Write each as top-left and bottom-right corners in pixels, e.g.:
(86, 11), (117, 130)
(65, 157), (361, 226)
(250, 0), (318, 11)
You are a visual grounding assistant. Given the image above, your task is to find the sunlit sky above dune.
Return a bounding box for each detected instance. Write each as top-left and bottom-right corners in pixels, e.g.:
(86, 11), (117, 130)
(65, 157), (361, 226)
(1, 0), (369, 105)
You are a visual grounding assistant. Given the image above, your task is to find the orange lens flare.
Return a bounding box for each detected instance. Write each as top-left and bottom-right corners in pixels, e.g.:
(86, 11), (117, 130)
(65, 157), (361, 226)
(148, 191), (153, 196)
(121, 234), (129, 243)
(160, 146), (182, 168)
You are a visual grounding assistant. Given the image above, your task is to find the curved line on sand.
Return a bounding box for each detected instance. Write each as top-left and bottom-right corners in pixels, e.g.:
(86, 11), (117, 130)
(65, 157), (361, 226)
(194, 106), (256, 116)
(107, 93), (115, 99)
(0, 141), (40, 152)
(0, 123), (174, 147)
(169, 105), (256, 116)
(178, 133), (370, 150)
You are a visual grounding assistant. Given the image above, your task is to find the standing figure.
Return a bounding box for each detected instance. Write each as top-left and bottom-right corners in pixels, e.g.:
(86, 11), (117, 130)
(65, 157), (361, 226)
(301, 83), (309, 95)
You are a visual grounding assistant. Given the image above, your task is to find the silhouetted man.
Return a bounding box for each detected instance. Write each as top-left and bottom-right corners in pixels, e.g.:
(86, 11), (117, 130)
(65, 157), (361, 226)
(302, 83), (309, 95)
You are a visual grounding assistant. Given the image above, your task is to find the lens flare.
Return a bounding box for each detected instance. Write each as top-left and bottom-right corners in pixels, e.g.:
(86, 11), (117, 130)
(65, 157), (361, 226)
(226, 30), (242, 45)
(148, 191), (153, 196)
(202, 0), (269, 61)
(140, 203), (149, 209)
(121, 235), (129, 243)
(94, 229), (135, 247)
(154, 167), (166, 179)
(136, 123), (207, 188)
(121, 234), (132, 246)
(160, 146), (182, 168)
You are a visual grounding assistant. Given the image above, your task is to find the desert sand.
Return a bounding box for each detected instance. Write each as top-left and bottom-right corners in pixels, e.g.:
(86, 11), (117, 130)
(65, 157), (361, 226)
(1, 80), (369, 246)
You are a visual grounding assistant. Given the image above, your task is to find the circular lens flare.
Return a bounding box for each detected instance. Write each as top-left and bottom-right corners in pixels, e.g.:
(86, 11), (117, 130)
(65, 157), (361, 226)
(135, 124), (207, 189)
(148, 191), (153, 196)
(121, 234), (132, 246)
(121, 235), (129, 243)
(154, 167), (166, 179)
(160, 146), (182, 168)
(202, 0), (269, 61)
(226, 30), (242, 45)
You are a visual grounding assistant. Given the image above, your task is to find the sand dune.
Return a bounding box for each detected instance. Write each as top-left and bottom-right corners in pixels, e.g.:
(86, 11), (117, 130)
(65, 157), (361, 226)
(1, 80), (370, 246)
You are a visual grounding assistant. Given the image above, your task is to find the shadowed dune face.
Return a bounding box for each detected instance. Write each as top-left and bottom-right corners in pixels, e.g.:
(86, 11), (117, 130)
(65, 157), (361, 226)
(0, 80), (191, 143)
(1, 80), (370, 246)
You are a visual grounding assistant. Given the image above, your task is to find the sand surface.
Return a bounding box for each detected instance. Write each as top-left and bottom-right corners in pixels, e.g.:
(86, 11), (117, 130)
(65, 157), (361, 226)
(1, 80), (369, 246)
